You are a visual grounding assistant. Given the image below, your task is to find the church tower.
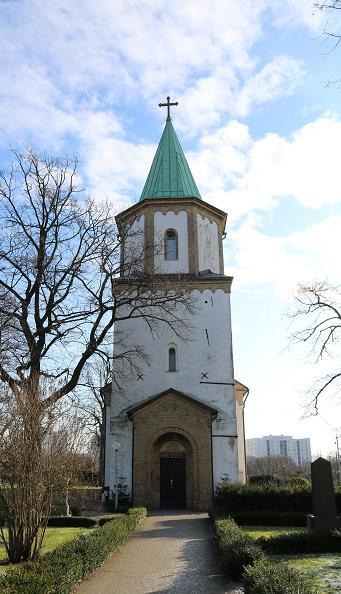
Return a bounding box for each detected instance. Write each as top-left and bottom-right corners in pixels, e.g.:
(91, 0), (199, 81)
(104, 99), (247, 509)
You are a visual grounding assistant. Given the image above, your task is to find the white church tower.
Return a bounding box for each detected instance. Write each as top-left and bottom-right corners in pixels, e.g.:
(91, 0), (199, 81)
(104, 99), (248, 509)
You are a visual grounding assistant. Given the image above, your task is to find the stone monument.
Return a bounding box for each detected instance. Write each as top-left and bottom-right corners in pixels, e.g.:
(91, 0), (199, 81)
(307, 457), (341, 533)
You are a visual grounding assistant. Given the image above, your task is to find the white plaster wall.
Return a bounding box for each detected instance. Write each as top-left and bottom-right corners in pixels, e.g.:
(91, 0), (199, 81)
(123, 215), (144, 275)
(197, 214), (220, 273)
(105, 288), (240, 493)
(154, 210), (189, 273)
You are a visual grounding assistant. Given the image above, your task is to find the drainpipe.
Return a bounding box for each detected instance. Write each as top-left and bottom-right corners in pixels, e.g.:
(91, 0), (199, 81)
(242, 388), (250, 484)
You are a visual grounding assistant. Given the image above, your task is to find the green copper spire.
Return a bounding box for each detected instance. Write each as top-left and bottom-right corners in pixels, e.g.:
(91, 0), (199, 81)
(140, 115), (201, 201)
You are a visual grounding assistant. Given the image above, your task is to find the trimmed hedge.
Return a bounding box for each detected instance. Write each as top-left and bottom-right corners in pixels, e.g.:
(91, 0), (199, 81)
(0, 507), (147, 594)
(215, 482), (341, 514)
(47, 516), (97, 528)
(258, 529), (341, 554)
(243, 560), (316, 594)
(215, 483), (312, 513)
(213, 516), (324, 593)
(216, 510), (307, 527)
(215, 518), (265, 579)
(126, 506), (146, 517)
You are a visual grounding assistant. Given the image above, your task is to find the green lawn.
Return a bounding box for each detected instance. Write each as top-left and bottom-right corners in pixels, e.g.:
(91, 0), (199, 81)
(242, 525), (306, 539)
(0, 527), (91, 572)
(273, 554), (341, 594)
(243, 526), (341, 594)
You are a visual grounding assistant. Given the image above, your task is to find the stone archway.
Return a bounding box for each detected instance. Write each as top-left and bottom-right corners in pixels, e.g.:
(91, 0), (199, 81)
(151, 432), (194, 509)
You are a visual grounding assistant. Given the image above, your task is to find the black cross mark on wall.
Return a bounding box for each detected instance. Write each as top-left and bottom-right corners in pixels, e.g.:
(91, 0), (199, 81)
(137, 373), (144, 381)
(201, 372), (208, 379)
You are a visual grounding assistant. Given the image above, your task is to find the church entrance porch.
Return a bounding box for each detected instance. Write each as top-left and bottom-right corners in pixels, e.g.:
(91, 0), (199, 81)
(128, 389), (217, 510)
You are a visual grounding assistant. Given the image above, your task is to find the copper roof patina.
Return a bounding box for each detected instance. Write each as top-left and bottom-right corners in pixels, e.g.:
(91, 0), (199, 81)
(139, 116), (201, 202)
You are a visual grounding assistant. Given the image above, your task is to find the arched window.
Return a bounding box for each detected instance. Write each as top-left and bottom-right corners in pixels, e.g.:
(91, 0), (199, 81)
(165, 229), (178, 261)
(168, 347), (176, 372)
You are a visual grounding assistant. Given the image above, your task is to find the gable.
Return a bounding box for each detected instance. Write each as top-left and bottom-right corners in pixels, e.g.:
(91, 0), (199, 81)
(126, 388), (218, 419)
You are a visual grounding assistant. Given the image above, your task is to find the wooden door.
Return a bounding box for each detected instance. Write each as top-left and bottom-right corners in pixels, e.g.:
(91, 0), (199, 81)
(160, 455), (186, 508)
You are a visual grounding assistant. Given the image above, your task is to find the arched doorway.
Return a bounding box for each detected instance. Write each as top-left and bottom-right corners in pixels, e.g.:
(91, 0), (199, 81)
(151, 431), (195, 509)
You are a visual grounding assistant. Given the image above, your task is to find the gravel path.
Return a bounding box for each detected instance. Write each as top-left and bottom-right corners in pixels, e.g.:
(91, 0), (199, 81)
(74, 511), (243, 594)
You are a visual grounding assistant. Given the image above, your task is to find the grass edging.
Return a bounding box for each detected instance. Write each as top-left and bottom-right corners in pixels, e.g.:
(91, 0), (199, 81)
(213, 516), (317, 594)
(0, 507), (147, 594)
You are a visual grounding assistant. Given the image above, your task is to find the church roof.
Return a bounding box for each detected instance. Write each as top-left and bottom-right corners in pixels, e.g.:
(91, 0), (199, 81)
(139, 116), (201, 202)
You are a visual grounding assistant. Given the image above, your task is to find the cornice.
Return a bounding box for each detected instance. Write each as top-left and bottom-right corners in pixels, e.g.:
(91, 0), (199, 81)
(114, 273), (233, 294)
(116, 197), (227, 233)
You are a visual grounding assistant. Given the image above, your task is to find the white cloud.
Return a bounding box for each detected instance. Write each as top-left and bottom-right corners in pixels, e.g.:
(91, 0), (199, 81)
(0, 0), (321, 149)
(174, 56), (304, 133)
(226, 213), (341, 304)
(188, 116), (341, 220)
(232, 56), (305, 118)
(82, 134), (155, 205)
(271, 0), (325, 32)
(242, 116), (341, 209)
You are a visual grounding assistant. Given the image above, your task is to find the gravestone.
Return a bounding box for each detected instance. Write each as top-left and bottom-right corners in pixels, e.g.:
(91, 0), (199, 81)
(307, 457), (341, 533)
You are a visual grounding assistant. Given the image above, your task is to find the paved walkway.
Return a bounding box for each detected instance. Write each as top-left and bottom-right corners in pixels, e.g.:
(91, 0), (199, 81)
(74, 511), (242, 594)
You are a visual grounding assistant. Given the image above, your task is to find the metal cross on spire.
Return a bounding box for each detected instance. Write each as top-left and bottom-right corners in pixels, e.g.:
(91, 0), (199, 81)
(159, 96), (179, 118)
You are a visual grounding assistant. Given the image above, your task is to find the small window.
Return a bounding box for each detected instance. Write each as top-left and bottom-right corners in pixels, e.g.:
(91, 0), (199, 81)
(165, 229), (178, 261)
(168, 347), (176, 372)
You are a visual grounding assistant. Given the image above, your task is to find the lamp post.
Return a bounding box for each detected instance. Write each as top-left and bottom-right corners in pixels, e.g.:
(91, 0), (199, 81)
(112, 440), (120, 511)
(336, 435), (341, 487)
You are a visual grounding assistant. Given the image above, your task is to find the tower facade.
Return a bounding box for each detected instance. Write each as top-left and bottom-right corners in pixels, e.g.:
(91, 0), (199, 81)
(104, 110), (247, 509)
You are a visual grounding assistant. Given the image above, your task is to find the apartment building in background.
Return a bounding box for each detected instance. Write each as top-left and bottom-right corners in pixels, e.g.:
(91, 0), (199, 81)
(246, 435), (311, 466)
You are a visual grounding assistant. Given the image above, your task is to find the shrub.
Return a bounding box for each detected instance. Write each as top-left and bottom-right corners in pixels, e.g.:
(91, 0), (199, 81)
(47, 516), (97, 528)
(214, 518), (265, 579)
(287, 477), (310, 489)
(215, 482), (341, 515)
(213, 515), (326, 592)
(216, 510), (307, 527)
(259, 529), (341, 554)
(223, 538), (265, 580)
(127, 506), (147, 516)
(249, 476), (281, 486)
(70, 506), (81, 517)
(243, 560), (316, 594)
(0, 507), (147, 593)
(98, 517), (116, 527)
(215, 482), (312, 513)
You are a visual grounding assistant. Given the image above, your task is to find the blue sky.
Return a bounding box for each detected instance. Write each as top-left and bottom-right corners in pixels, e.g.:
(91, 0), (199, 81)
(1, 0), (341, 456)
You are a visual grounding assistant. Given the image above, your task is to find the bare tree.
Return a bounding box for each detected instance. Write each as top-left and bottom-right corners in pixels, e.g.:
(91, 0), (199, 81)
(56, 432), (90, 516)
(315, 0), (341, 43)
(0, 149), (195, 563)
(247, 455), (309, 481)
(75, 338), (150, 485)
(74, 359), (110, 487)
(314, 1), (341, 83)
(0, 149), (195, 409)
(290, 281), (341, 413)
(0, 379), (83, 563)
